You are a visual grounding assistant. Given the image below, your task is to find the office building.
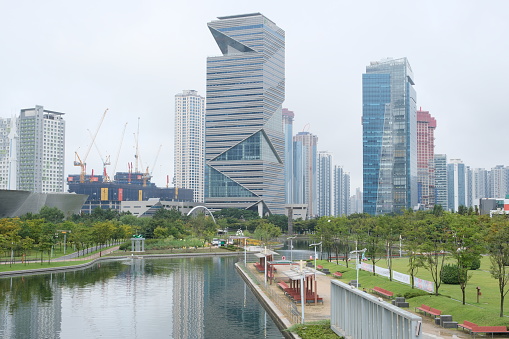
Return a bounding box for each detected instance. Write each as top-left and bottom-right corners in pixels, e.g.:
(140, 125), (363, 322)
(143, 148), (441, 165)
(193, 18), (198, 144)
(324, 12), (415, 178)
(174, 90), (205, 202)
(17, 106), (65, 193)
(334, 165), (350, 216)
(362, 58), (417, 215)
(434, 154), (448, 209)
(416, 108), (436, 209)
(282, 108), (294, 204)
(317, 151), (333, 217)
(205, 13), (285, 215)
(293, 131), (317, 216)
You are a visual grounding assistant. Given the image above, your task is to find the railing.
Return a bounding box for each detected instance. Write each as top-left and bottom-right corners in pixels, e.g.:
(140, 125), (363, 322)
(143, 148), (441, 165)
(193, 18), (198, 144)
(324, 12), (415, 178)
(241, 260), (302, 324)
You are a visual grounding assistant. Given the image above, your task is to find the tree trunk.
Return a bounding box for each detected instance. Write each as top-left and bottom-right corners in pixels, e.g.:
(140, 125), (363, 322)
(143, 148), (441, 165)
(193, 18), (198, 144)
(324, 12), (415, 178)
(500, 294), (505, 317)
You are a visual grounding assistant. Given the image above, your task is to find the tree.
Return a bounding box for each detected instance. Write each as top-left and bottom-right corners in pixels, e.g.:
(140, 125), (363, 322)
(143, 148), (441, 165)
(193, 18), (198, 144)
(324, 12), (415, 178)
(38, 206), (65, 223)
(314, 217), (336, 261)
(486, 219), (509, 317)
(448, 214), (484, 304)
(253, 220), (281, 246)
(91, 221), (116, 256)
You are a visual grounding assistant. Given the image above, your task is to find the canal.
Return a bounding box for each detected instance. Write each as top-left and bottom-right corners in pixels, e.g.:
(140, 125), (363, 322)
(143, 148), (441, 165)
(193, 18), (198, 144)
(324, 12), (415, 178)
(0, 256), (284, 339)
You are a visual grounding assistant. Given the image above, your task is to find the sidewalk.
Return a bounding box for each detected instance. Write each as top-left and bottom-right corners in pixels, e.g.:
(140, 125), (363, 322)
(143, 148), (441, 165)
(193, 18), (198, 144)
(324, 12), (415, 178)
(247, 263), (471, 339)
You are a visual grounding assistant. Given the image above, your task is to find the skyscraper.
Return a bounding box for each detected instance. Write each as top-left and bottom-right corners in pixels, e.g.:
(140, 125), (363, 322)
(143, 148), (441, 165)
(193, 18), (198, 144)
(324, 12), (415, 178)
(417, 108), (436, 209)
(174, 90), (205, 202)
(489, 165), (509, 199)
(0, 117), (17, 190)
(205, 13), (285, 215)
(282, 108), (294, 204)
(447, 159), (467, 212)
(17, 106), (65, 193)
(334, 165), (350, 216)
(293, 131), (317, 217)
(362, 57), (417, 215)
(317, 151), (333, 217)
(434, 154), (448, 209)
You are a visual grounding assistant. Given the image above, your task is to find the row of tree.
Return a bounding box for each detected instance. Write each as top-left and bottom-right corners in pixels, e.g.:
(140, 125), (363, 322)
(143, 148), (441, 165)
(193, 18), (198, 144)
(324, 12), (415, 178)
(311, 211), (509, 317)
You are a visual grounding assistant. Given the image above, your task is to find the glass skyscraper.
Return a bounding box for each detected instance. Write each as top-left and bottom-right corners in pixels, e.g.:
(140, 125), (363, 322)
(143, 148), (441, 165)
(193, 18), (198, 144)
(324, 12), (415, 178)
(362, 58), (417, 215)
(205, 13), (285, 215)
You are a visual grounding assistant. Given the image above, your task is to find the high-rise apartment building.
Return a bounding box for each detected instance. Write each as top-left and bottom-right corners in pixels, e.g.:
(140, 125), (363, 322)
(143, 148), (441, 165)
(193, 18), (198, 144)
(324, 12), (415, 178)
(293, 131), (317, 217)
(334, 165), (350, 216)
(489, 165), (508, 199)
(282, 108), (294, 204)
(17, 106), (65, 193)
(471, 168), (489, 207)
(417, 108), (436, 209)
(447, 159), (469, 211)
(174, 90), (205, 202)
(362, 58), (417, 215)
(0, 117), (17, 190)
(349, 187), (363, 215)
(205, 13), (285, 215)
(434, 154), (448, 209)
(317, 151), (333, 217)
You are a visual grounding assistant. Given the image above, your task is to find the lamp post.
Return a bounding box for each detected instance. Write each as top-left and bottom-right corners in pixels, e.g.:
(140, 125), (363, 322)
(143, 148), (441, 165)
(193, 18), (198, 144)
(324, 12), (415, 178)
(287, 236), (296, 262)
(309, 242), (322, 270)
(350, 244), (367, 288)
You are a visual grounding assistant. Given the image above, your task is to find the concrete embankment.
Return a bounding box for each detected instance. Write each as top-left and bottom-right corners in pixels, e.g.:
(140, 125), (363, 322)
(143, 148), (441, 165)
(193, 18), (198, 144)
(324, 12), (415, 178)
(235, 263), (301, 339)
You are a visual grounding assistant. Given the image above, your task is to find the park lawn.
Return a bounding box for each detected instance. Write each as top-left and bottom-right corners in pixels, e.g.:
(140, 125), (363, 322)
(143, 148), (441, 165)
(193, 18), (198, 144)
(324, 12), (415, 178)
(0, 260), (90, 273)
(317, 257), (509, 326)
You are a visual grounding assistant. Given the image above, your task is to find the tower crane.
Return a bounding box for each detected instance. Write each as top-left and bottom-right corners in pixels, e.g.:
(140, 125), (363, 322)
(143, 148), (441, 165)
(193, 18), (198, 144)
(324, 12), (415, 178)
(74, 108), (108, 183)
(142, 144), (162, 186)
(112, 122), (128, 177)
(87, 129), (111, 182)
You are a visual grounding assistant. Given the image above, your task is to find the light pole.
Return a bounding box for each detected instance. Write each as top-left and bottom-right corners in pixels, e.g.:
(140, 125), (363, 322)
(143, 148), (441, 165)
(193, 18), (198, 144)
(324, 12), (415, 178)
(350, 245), (367, 288)
(309, 242), (322, 269)
(287, 236), (296, 262)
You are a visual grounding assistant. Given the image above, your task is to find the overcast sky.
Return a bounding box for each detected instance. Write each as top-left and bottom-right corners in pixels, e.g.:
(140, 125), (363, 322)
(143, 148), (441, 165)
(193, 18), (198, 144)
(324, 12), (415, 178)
(1, 0), (507, 191)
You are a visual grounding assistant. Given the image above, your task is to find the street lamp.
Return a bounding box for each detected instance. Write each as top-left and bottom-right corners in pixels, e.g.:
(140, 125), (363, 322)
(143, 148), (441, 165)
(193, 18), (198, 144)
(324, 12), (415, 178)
(287, 236), (296, 262)
(309, 242), (322, 270)
(350, 245), (367, 288)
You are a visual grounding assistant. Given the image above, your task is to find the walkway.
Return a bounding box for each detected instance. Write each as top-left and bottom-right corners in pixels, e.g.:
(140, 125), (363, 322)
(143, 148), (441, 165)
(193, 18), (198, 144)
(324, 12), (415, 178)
(247, 263), (472, 339)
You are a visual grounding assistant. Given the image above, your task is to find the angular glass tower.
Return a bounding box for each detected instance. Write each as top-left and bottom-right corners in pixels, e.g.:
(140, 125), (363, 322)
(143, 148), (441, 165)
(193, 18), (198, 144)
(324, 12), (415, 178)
(205, 13), (285, 215)
(362, 58), (417, 215)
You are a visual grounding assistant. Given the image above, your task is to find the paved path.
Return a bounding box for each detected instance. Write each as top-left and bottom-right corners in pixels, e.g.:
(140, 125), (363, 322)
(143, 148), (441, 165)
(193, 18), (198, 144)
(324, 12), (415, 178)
(248, 263), (471, 339)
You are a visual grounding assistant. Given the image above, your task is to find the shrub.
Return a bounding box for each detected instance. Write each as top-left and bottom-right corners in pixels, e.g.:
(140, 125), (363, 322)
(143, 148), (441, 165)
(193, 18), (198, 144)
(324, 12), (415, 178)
(441, 264), (460, 284)
(119, 242), (130, 251)
(404, 289), (429, 299)
(468, 257), (481, 270)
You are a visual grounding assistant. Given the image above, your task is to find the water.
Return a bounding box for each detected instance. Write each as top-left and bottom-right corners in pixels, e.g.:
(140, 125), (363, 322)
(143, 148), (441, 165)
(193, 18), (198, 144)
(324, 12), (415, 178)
(0, 256), (284, 339)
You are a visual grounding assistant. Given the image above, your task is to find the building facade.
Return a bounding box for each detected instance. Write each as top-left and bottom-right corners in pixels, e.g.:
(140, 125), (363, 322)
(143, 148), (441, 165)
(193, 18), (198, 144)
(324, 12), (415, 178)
(17, 106), (65, 193)
(205, 13), (285, 216)
(174, 90), (205, 202)
(0, 117), (17, 190)
(362, 58), (417, 215)
(489, 165), (508, 199)
(334, 165), (350, 216)
(317, 151), (333, 217)
(434, 154), (448, 209)
(293, 131), (317, 217)
(282, 108), (294, 204)
(416, 108), (436, 209)
(447, 159), (469, 211)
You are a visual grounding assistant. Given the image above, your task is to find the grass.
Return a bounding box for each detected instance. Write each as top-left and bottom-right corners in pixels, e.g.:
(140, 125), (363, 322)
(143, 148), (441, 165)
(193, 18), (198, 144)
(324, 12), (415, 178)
(318, 256), (509, 326)
(0, 260), (90, 272)
(288, 320), (343, 339)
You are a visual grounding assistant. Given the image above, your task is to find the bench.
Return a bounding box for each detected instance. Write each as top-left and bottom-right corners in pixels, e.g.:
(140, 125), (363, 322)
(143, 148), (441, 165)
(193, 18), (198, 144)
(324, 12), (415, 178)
(322, 268), (330, 274)
(277, 281), (289, 291)
(371, 286), (394, 299)
(317, 265), (323, 271)
(458, 320), (477, 333)
(333, 271), (343, 278)
(415, 304), (442, 317)
(470, 326), (509, 338)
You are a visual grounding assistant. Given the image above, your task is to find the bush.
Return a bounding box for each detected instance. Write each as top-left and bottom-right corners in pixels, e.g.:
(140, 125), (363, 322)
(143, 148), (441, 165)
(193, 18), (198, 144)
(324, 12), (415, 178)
(441, 264), (460, 284)
(468, 257), (481, 270)
(404, 289), (430, 299)
(119, 242), (130, 251)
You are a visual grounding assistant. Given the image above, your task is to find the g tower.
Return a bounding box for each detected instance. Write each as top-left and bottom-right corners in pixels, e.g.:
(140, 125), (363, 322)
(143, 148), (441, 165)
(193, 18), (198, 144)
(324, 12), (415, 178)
(205, 13), (285, 216)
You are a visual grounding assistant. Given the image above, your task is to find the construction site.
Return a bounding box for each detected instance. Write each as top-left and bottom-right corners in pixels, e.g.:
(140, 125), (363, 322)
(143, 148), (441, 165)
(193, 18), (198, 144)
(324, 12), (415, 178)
(67, 109), (193, 214)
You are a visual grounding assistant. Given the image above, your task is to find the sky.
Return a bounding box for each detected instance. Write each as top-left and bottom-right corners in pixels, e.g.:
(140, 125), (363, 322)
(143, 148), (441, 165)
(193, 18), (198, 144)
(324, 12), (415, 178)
(0, 0), (508, 191)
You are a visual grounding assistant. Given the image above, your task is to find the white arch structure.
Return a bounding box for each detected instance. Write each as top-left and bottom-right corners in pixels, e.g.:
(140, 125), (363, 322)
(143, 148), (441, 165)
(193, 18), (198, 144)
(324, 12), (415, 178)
(186, 205), (216, 224)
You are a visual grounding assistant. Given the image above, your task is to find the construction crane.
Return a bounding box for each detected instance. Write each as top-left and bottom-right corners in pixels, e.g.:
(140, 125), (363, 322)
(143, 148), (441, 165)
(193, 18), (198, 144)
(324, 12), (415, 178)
(87, 129), (111, 182)
(142, 144), (162, 186)
(74, 108), (108, 183)
(112, 122), (128, 177)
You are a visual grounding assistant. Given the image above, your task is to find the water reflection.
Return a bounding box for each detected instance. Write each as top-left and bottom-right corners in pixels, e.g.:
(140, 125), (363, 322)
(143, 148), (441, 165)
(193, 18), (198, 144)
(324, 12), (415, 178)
(0, 256), (283, 339)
